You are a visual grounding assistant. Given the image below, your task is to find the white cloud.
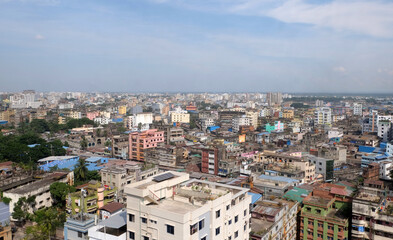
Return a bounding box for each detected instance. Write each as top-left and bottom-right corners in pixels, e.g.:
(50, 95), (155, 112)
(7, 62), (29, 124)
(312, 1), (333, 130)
(149, 0), (393, 38)
(35, 34), (45, 40)
(266, 0), (393, 38)
(333, 66), (346, 73)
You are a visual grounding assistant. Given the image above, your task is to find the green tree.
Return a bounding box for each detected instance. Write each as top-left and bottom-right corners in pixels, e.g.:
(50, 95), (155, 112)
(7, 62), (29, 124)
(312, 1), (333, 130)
(74, 158), (88, 181)
(49, 182), (74, 208)
(12, 196), (35, 223)
(24, 207), (66, 240)
(86, 170), (101, 181)
(80, 136), (88, 150)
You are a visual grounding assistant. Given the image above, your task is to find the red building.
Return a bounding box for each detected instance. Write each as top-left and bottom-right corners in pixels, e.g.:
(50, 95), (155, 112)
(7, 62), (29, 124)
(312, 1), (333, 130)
(201, 146), (226, 175)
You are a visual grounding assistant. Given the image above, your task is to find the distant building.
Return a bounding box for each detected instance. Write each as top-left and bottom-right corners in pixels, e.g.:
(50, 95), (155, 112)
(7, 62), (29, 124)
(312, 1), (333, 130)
(353, 103), (363, 116)
(314, 107), (332, 126)
(266, 92), (283, 106)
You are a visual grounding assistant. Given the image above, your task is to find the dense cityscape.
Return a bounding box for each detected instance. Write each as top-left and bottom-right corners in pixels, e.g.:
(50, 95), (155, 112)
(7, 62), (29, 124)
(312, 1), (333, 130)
(0, 91), (392, 240)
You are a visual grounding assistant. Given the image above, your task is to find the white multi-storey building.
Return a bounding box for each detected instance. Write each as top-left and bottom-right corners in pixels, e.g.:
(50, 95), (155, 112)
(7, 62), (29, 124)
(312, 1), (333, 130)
(314, 107), (332, 126)
(353, 103), (363, 116)
(232, 115), (250, 133)
(125, 171), (252, 240)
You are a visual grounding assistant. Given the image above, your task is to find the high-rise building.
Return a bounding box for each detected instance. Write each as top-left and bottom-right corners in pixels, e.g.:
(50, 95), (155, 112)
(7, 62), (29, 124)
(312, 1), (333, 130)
(314, 107), (332, 126)
(353, 103), (362, 116)
(125, 171), (252, 240)
(266, 92), (283, 106)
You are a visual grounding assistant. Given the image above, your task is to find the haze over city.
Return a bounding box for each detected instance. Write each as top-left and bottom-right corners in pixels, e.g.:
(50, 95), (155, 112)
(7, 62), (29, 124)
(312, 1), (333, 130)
(1, 0), (393, 93)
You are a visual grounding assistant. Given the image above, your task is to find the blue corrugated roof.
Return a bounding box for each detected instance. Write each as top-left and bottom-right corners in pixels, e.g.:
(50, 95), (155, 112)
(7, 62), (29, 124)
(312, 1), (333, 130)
(258, 174), (299, 183)
(247, 192), (262, 204)
(0, 202), (10, 226)
(358, 145), (376, 153)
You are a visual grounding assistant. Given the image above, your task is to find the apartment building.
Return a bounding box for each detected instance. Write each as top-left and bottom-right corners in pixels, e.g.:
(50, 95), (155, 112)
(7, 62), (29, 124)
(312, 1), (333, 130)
(128, 129), (165, 161)
(232, 115), (250, 133)
(118, 105), (127, 115)
(246, 110), (259, 129)
(315, 107), (332, 126)
(125, 171), (252, 240)
(353, 103), (363, 116)
(352, 180), (393, 240)
(171, 112), (190, 124)
(300, 183), (351, 240)
(250, 198), (299, 240)
(201, 145), (227, 175)
(4, 171), (73, 219)
(258, 152), (316, 183)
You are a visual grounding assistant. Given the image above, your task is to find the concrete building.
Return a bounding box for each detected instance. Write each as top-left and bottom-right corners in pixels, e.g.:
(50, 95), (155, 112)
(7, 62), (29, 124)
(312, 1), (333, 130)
(266, 92), (283, 106)
(88, 210), (127, 240)
(378, 120), (391, 142)
(101, 163), (159, 201)
(128, 129), (165, 161)
(66, 181), (117, 215)
(201, 146), (227, 175)
(125, 171), (252, 240)
(282, 109), (294, 119)
(300, 183), (351, 240)
(64, 214), (96, 240)
(246, 110), (259, 129)
(308, 156), (334, 182)
(315, 107), (332, 126)
(353, 103), (363, 116)
(170, 112), (190, 124)
(250, 198), (299, 240)
(352, 182), (393, 240)
(232, 115), (250, 133)
(118, 105), (127, 115)
(4, 171), (73, 219)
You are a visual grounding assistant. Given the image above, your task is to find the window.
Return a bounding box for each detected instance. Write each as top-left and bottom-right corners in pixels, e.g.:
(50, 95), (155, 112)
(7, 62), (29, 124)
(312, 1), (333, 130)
(190, 223), (198, 235)
(316, 209), (321, 214)
(167, 225), (175, 235)
(235, 215), (238, 223)
(199, 219), (205, 230)
(215, 227), (220, 235)
(226, 205), (230, 210)
(216, 210), (221, 218)
(228, 236), (232, 240)
(129, 231), (135, 240)
(78, 232), (82, 238)
(306, 207), (311, 212)
(244, 209), (247, 216)
(201, 237), (206, 240)
(228, 219), (232, 225)
(129, 214), (135, 222)
(143, 236), (149, 240)
(141, 217), (147, 223)
(235, 231), (239, 238)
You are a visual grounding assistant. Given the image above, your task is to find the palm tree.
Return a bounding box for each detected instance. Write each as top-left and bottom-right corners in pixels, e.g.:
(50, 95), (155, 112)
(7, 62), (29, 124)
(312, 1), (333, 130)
(74, 158), (88, 181)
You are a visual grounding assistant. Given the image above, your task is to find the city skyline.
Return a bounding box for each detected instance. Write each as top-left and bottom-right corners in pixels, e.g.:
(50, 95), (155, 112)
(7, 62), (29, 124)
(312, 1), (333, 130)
(1, 0), (393, 93)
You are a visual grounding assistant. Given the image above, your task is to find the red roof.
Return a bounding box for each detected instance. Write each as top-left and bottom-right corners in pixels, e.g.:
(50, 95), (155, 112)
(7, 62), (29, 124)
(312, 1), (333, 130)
(330, 187), (347, 196)
(99, 202), (124, 213)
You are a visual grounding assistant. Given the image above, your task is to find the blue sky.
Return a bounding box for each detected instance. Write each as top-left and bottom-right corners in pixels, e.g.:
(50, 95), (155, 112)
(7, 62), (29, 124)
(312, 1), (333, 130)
(1, 0), (393, 93)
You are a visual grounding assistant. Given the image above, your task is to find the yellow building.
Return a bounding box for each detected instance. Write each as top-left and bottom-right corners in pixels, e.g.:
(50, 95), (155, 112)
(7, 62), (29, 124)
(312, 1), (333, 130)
(118, 105), (127, 115)
(0, 110), (13, 122)
(0, 226), (12, 240)
(282, 109), (294, 119)
(58, 115), (67, 124)
(171, 112), (190, 123)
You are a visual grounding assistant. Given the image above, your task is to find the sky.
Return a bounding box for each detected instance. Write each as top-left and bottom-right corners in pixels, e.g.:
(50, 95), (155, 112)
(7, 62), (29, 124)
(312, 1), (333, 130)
(1, 0), (393, 93)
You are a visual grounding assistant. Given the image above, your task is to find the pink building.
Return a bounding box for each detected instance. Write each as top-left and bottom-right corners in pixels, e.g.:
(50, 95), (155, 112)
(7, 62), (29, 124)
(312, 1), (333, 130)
(129, 129), (165, 161)
(87, 111), (100, 120)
